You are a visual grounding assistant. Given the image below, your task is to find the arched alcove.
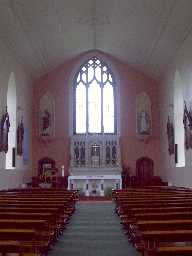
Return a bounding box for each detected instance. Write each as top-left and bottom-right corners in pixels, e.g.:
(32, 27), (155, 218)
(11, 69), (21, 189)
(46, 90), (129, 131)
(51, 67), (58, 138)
(6, 72), (16, 169)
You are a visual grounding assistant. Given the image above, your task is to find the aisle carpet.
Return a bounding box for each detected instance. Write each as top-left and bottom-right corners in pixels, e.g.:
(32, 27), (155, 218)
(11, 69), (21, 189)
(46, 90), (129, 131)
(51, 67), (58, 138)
(48, 202), (141, 256)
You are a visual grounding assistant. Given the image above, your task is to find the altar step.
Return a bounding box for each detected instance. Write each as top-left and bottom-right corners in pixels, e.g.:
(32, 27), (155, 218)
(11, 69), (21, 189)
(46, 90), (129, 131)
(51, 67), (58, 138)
(48, 202), (140, 256)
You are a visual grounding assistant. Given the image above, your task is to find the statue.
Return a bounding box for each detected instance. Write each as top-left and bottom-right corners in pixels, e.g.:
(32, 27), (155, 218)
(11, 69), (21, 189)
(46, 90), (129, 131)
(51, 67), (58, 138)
(183, 102), (192, 150)
(17, 118), (24, 156)
(106, 145), (110, 164)
(41, 109), (50, 136)
(138, 111), (151, 135)
(167, 116), (175, 155)
(39, 92), (55, 140)
(136, 92), (152, 137)
(80, 144), (85, 165)
(0, 108), (10, 153)
(112, 145), (117, 165)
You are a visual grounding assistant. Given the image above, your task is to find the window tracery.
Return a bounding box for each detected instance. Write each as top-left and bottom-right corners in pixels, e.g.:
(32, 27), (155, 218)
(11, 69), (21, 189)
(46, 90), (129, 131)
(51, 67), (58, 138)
(74, 57), (116, 134)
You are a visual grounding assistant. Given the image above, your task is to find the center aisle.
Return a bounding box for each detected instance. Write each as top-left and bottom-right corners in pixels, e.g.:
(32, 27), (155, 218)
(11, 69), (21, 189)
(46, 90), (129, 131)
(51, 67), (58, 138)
(48, 201), (140, 256)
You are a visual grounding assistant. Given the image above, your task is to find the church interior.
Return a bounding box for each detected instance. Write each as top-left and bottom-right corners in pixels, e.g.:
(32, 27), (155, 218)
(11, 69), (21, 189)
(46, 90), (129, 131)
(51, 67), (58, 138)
(1, 0), (192, 255)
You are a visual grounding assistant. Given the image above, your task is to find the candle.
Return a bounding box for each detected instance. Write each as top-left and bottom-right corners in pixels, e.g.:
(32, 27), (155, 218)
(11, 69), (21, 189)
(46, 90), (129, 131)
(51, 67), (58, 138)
(61, 165), (65, 177)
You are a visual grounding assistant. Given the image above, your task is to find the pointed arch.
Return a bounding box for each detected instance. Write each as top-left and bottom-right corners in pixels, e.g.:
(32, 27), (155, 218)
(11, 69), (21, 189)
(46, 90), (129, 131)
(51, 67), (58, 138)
(73, 56), (116, 134)
(174, 70), (185, 167)
(6, 72), (16, 169)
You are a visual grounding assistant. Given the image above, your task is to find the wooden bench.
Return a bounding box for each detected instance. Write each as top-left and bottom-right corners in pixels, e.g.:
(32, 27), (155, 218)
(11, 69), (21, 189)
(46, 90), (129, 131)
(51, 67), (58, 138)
(114, 187), (192, 256)
(134, 219), (192, 231)
(0, 228), (47, 255)
(145, 245), (192, 256)
(0, 188), (77, 255)
(0, 240), (40, 255)
(135, 230), (192, 250)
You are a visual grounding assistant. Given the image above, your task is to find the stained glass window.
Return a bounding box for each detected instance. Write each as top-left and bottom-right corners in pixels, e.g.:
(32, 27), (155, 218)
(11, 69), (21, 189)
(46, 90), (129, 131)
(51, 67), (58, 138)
(74, 57), (116, 134)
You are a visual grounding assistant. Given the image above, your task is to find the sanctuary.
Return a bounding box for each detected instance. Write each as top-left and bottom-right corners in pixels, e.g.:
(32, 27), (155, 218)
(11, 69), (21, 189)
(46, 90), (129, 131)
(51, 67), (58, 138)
(68, 134), (122, 196)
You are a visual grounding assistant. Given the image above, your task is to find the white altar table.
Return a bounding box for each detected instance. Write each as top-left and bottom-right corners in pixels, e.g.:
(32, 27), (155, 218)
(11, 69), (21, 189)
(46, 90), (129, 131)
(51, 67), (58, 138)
(68, 174), (122, 196)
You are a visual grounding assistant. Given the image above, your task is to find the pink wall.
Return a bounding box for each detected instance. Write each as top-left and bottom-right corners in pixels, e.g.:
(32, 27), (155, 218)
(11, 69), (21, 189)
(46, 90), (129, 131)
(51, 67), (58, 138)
(32, 50), (160, 176)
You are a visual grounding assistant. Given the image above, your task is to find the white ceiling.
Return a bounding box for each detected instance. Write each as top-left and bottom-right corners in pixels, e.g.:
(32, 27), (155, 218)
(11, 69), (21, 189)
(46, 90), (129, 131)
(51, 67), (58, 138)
(0, 0), (192, 81)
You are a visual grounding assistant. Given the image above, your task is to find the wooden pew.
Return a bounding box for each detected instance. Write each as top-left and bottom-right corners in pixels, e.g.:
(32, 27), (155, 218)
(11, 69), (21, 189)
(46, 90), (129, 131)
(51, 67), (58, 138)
(0, 240), (39, 255)
(134, 230), (192, 251)
(0, 219), (48, 230)
(0, 228), (47, 255)
(132, 219), (192, 231)
(114, 187), (192, 256)
(134, 211), (192, 221)
(119, 206), (192, 220)
(145, 245), (192, 256)
(128, 220), (192, 247)
(0, 188), (77, 255)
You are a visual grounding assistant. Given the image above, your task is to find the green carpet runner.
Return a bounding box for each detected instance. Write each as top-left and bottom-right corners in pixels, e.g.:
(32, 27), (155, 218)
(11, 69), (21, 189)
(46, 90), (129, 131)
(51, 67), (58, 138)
(48, 202), (140, 256)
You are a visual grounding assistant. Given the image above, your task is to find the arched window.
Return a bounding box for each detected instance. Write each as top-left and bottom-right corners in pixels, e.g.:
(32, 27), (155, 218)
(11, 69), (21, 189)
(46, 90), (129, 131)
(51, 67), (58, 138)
(74, 57), (116, 134)
(6, 73), (16, 169)
(174, 71), (185, 167)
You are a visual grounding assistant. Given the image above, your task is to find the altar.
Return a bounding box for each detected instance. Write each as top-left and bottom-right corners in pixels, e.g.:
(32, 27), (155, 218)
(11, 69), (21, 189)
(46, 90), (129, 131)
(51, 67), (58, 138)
(68, 174), (122, 196)
(68, 134), (122, 196)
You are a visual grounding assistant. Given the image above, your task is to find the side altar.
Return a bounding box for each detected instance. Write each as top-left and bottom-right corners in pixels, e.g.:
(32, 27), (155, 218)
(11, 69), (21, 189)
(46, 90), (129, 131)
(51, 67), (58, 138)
(68, 135), (122, 196)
